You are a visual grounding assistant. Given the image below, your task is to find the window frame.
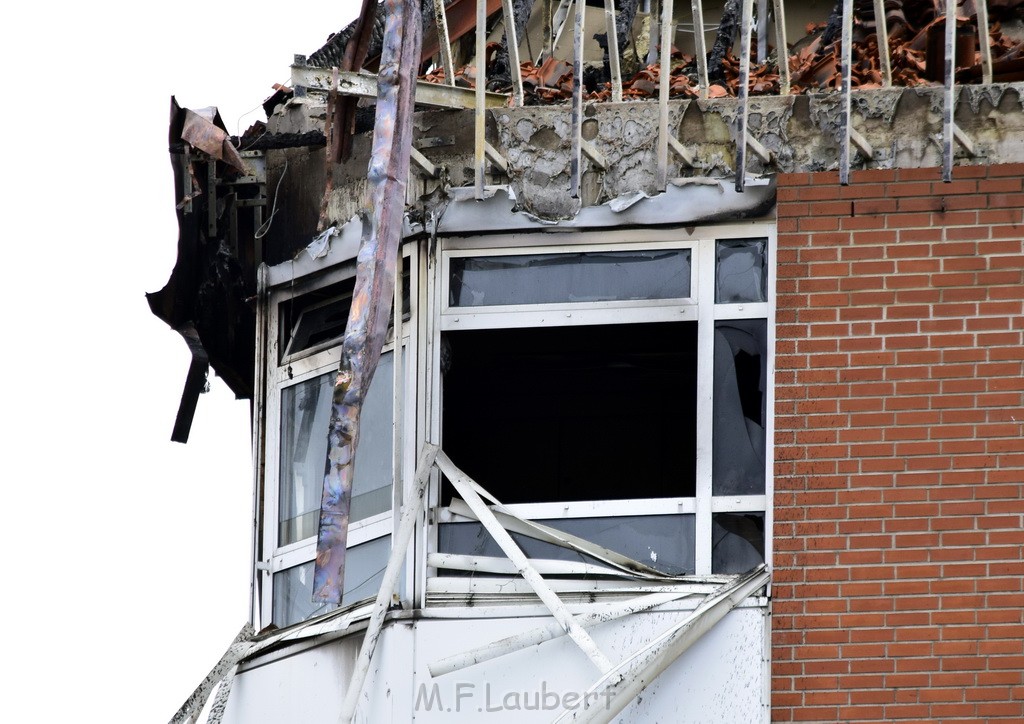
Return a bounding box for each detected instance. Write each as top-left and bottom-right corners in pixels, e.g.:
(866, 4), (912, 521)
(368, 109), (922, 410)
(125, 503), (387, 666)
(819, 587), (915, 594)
(258, 245), (418, 628)
(423, 224), (775, 595)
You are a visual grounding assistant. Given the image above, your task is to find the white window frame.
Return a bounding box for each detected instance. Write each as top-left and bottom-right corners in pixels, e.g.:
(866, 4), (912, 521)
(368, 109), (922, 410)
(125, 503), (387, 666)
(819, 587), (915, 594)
(424, 223), (775, 591)
(259, 245), (418, 628)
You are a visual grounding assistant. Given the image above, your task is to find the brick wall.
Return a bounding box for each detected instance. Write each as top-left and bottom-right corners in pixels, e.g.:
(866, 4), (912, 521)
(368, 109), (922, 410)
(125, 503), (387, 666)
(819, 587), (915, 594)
(772, 165), (1024, 722)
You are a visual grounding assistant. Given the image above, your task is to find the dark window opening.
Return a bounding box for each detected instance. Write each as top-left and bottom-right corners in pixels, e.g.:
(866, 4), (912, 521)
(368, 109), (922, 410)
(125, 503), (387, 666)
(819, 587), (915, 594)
(279, 269), (411, 361)
(441, 322), (697, 505)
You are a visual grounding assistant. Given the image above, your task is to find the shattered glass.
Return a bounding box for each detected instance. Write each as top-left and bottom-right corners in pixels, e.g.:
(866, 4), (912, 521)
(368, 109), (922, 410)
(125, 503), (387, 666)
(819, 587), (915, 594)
(449, 249), (691, 307)
(715, 239), (767, 304)
(712, 321), (767, 496)
(438, 515), (695, 576)
(712, 513), (765, 574)
(273, 535), (391, 627)
(278, 352), (395, 546)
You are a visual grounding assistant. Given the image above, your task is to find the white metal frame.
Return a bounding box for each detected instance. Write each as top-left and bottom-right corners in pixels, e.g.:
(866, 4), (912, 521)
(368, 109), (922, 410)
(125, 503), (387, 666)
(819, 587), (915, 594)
(426, 222), (776, 592)
(257, 244), (419, 628)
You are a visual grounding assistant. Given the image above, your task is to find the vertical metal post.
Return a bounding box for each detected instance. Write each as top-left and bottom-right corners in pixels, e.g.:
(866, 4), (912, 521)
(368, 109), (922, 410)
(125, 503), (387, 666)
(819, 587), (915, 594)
(501, 0), (526, 104)
(475, 0), (487, 199)
(432, 0), (456, 85)
(756, 0), (768, 62)
(692, 0), (709, 98)
(604, 0), (624, 101)
(942, 0), (956, 182)
(656, 0), (674, 188)
(571, 0), (585, 197)
(771, 0), (789, 94)
(735, 0), (754, 192)
(839, 0), (853, 185)
(977, 0), (992, 84)
(872, 0), (892, 86)
(392, 251), (404, 529)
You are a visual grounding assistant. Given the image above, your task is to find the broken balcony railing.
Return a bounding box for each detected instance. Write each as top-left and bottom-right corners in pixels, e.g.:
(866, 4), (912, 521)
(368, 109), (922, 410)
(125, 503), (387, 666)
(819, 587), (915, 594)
(292, 0), (999, 194)
(171, 443), (770, 724)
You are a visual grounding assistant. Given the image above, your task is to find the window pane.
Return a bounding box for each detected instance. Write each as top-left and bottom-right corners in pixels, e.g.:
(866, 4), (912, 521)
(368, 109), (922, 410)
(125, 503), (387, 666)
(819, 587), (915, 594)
(449, 250), (691, 307)
(713, 321), (767, 496)
(712, 513), (765, 574)
(716, 238), (767, 303)
(272, 535), (392, 627)
(279, 352), (396, 547)
(438, 515), (695, 576)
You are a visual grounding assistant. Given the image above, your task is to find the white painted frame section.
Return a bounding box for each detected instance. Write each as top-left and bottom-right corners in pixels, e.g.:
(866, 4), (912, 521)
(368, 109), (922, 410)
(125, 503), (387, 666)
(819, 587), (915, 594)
(427, 223), (776, 592)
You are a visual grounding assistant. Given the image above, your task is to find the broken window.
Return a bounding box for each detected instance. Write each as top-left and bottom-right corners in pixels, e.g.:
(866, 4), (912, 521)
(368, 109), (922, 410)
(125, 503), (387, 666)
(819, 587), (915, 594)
(713, 320), (767, 496)
(433, 233), (772, 580)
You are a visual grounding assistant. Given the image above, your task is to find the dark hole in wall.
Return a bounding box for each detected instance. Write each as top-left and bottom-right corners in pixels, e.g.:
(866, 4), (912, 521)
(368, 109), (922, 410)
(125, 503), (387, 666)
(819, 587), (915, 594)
(441, 321), (697, 504)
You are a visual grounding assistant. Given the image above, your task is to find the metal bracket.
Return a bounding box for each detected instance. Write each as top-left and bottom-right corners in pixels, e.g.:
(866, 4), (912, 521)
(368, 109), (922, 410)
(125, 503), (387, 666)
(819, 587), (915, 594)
(484, 142), (509, 174)
(581, 139), (608, 170)
(410, 146), (440, 178)
(668, 136), (696, 168)
(745, 133), (773, 164)
(849, 127), (874, 159)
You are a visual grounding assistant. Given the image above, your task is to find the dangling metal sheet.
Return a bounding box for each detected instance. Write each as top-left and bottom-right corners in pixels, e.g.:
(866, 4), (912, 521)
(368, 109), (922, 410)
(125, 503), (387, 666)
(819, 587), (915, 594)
(313, 0), (423, 604)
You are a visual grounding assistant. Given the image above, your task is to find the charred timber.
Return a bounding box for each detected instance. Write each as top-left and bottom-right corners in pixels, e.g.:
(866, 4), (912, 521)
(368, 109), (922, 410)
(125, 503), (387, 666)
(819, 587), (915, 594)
(313, 0), (423, 604)
(708, 0), (742, 82)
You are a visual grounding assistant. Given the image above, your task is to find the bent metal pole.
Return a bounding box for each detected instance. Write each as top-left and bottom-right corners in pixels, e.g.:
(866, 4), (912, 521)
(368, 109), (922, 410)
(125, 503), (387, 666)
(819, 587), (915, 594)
(313, 0), (423, 604)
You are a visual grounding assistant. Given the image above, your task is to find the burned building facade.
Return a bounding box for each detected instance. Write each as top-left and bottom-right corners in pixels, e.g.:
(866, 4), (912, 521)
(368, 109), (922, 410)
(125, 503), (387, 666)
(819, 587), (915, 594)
(157, 0), (1024, 721)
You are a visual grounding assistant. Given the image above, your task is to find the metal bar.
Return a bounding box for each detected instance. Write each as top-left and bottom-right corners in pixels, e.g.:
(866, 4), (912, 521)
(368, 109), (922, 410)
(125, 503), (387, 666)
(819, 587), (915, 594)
(409, 146), (440, 177)
(977, 0), (993, 84)
(872, 0), (892, 86)
(169, 624), (256, 724)
(447, 498), (669, 578)
(771, 0), (789, 94)
(555, 565), (771, 724)
(427, 552), (629, 577)
(943, 0), (955, 182)
(953, 123), (976, 155)
(313, 0), (423, 603)
(475, 0), (487, 199)
(756, 0), (768, 61)
(735, 0), (754, 192)
(484, 141), (509, 173)
(692, 0), (709, 98)
(605, 0), (624, 101)
(552, 0), (577, 56)
(581, 138), (609, 168)
(428, 591), (692, 676)
(391, 252), (404, 535)
(436, 452), (616, 674)
(668, 134), (695, 166)
(746, 132), (772, 163)
(840, 0), (853, 185)
(501, 0), (526, 104)
(657, 0), (674, 188)
(571, 0), (585, 198)
(292, 67), (508, 109)
(432, 0), (456, 85)
(849, 126), (873, 158)
(338, 445), (439, 724)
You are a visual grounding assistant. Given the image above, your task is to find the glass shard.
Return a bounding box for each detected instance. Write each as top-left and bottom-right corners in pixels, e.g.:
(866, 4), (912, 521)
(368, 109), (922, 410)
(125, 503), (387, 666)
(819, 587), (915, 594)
(712, 513), (765, 574)
(715, 238), (767, 304)
(713, 321), (767, 496)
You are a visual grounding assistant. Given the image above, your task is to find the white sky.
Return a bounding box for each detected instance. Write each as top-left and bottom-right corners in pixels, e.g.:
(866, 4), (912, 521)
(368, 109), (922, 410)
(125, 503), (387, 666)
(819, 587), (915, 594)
(1, 1), (358, 720)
